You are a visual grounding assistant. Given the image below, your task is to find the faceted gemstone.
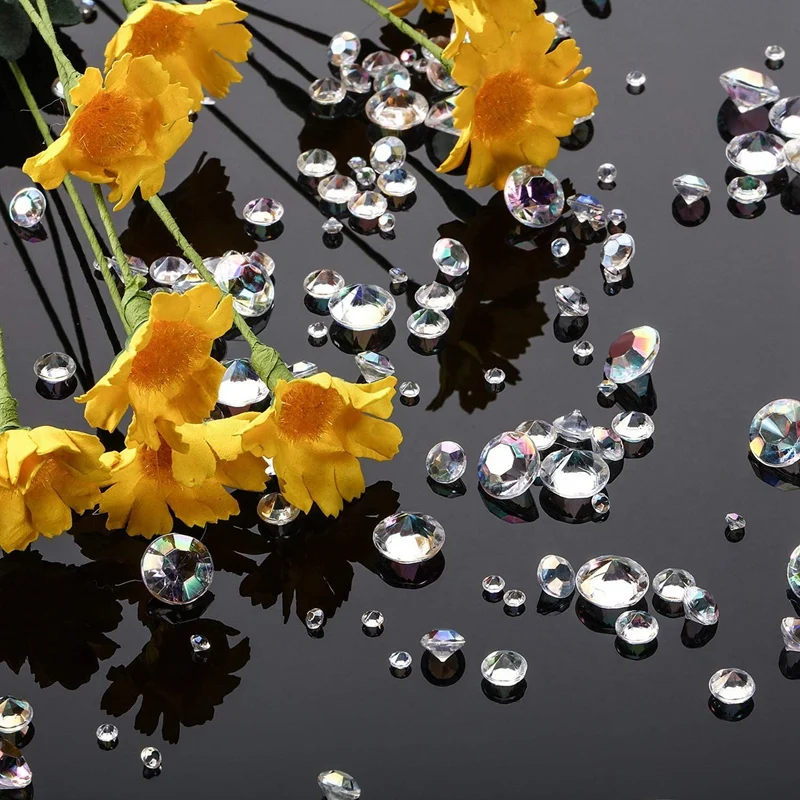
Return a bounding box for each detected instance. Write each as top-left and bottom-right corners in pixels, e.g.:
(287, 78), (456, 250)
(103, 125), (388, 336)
(0, 698), (32, 734)
(683, 586), (719, 625)
(291, 360), (318, 379)
(355, 350), (395, 382)
(399, 380), (420, 398)
(248, 250), (276, 277)
(769, 96), (800, 138)
(515, 420), (556, 451)
(308, 321), (328, 340)
(485, 367), (505, 385)
(482, 575), (505, 595)
(340, 63), (372, 94)
(551, 237), (570, 259)
(626, 70), (646, 88)
(592, 492), (610, 514)
(373, 511), (445, 563)
(426, 59), (459, 92)
(652, 568), (696, 602)
(420, 629), (465, 662)
(591, 425), (624, 461)
(407, 309), (450, 338)
(215, 252), (273, 316)
(781, 617), (800, 651)
(749, 399), (800, 466)
(327, 31), (360, 66)
(0, 740), (32, 789)
(612, 410), (655, 442)
(150, 255), (190, 285)
(303, 269), (345, 299)
(388, 267), (407, 284)
(389, 650), (412, 670)
(605, 325), (660, 383)
(172, 270), (203, 294)
(348, 191), (388, 220)
(575, 555), (650, 609)
(318, 174), (358, 203)
(573, 340), (593, 358)
(615, 610), (658, 645)
(477, 431), (540, 499)
(362, 51), (400, 75)
(597, 163), (617, 184)
(218, 358), (269, 406)
(308, 76), (346, 104)
(52, 78), (64, 98)
(376, 167), (417, 196)
(108, 254), (149, 277)
(415, 281), (456, 310)
(719, 67), (780, 112)
(766, 45), (786, 62)
(354, 166), (376, 187)
(537, 554), (576, 598)
(553, 409), (592, 442)
(400, 48), (415, 65)
(543, 10), (571, 39)
(348, 156), (367, 171)
(481, 650), (527, 687)
(140, 534), (213, 606)
(306, 608), (325, 630)
(504, 166), (564, 228)
(33, 351), (76, 382)
(725, 131), (786, 175)
(8, 187), (46, 228)
(567, 193), (605, 230)
(190, 633), (210, 653)
(378, 213), (396, 233)
(554, 284), (589, 316)
(540, 448), (610, 499)
(601, 233), (635, 272)
(426, 441), (467, 484)
(607, 208), (627, 226)
(297, 148), (336, 177)
(257, 493), (301, 525)
(787, 544), (800, 597)
(725, 513), (746, 531)
(141, 747), (162, 769)
(361, 610), (385, 630)
(328, 284), (396, 330)
(96, 723), (119, 746)
(432, 237), (469, 276)
(374, 65), (411, 92)
(727, 175), (767, 203)
(708, 668), (755, 704)
(365, 87), (429, 130)
(318, 770), (361, 800)
(425, 95), (458, 135)
(370, 136), (406, 172)
(243, 197), (284, 225)
(598, 378), (617, 396)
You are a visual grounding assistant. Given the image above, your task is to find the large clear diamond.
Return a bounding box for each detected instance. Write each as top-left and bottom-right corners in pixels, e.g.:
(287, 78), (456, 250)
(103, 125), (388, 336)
(327, 32), (360, 66)
(425, 95), (458, 135)
(652, 568), (695, 602)
(725, 131), (786, 175)
(611, 410), (655, 442)
(672, 174), (711, 205)
(554, 284), (589, 316)
(375, 65), (411, 92)
(340, 63), (372, 94)
(537, 554), (575, 598)
(370, 136), (406, 171)
(769, 96), (800, 138)
(318, 175), (358, 204)
(0, 740), (32, 789)
(304, 269), (345, 299)
(355, 351), (394, 382)
(576, 555), (649, 609)
(365, 88), (429, 130)
(477, 431), (540, 499)
(297, 148), (336, 177)
(615, 610), (659, 645)
(376, 167), (417, 197)
(0, 698), (32, 734)
(420, 629), (465, 662)
(787, 544), (800, 598)
(318, 769), (361, 800)
(749, 399), (800, 466)
(415, 281), (456, 310)
(516, 419), (557, 450)
(480, 650), (527, 686)
(373, 512), (445, 564)
(591, 426), (624, 461)
(140, 534), (214, 606)
(218, 358), (269, 407)
(308, 76), (346, 104)
(601, 233), (635, 272)
(540, 448), (610, 498)
(504, 166), (564, 228)
(150, 255), (191, 285)
(553, 409), (592, 442)
(243, 197), (284, 225)
(362, 51), (400, 76)
(347, 191), (388, 220)
(605, 325), (660, 383)
(257, 493), (301, 525)
(426, 441), (467, 484)
(781, 617), (800, 652)
(215, 252), (274, 316)
(683, 586), (719, 625)
(328, 284), (396, 330)
(708, 668), (755, 704)
(719, 67), (780, 112)
(407, 309), (449, 339)
(432, 237), (469, 276)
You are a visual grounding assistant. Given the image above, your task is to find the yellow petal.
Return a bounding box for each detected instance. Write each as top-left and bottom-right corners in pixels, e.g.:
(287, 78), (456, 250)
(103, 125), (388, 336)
(0, 487), (37, 552)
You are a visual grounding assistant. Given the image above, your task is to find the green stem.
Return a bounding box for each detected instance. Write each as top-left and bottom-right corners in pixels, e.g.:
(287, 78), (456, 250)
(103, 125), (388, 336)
(147, 195), (293, 389)
(122, 0), (146, 10)
(90, 186), (135, 286)
(0, 324), (21, 432)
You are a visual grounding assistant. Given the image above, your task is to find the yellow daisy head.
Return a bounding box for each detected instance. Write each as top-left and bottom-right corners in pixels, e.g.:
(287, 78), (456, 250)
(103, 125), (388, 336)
(23, 53), (193, 210)
(241, 373), (403, 517)
(445, 0), (535, 57)
(77, 283), (233, 452)
(0, 426), (109, 553)
(105, 0), (252, 112)
(439, 13), (599, 189)
(388, 0), (450, 17)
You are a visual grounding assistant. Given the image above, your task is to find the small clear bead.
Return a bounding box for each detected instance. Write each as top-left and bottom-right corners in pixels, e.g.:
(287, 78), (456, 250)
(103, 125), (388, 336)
(190, 634), (210, 653)
(361, 610), (384, 630)
(389, 650), (412, 672)
(597, 163), (617, 184)
(355, 166), (377, 186)
(322, 216), (344, 235)
(607, 208), (627, 226)
(306, 608), (325, 630)
(484, 367), (505, 385)
(399, 380), (420, 398)
(551, 237), (570, 258)
(9, 187), (46, 228)
(573, 340), (593, 358)
(765, 44), (785, 62)
(626, 70), (646, 88)
(141, 747), (162, 770)
(348, 156), (367, 171)
(597, 378), (617, 396)
(604, 267), (623, 284)
(412, 58), (428, 73)
(308, 321), (328, 340)
(725, 513), (746, 531)
(389, 266), (407, 283)
(379, 213), (396, 233)
(503, 589), (526, 608)
(482, 575), (506, 595)
(96, 723), (118, 746)
(592, 492), (610, 514)
(400, 48), (416, 65)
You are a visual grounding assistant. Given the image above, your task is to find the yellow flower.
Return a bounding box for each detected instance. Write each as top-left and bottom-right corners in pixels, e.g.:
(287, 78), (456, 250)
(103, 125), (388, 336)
(23, 54), (193, 210)
(105, 0), (252, 112)
(241, 374), (402, 517)
(388, 0), (449, 17)
(77, 283), (233, 452)
(444, 0), (534, 56)
(100, 415), (267, 537)
(439, 14), (598, 189)
(0, 426), (109, 553)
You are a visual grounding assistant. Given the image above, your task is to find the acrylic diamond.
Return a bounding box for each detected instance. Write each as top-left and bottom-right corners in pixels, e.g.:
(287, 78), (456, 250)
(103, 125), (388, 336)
(683, 586), (719, 625)
(0, 740), (32, 789)
(781, 617), (800, 652)
(554, 284), (589, 316)
(318, 175), (358, 204)
(477, 431), (540, 499)
(355, 350), (395, 382)
(34, 351), (76, 382)
(348, 191), (388, 220)
(591, 425), (624, 461)
(727, 176), (767, 203)
(9, 187), (45, 228)
(373, 511), (445, 564)
(750, 399), (800, 466)
(537, 554), (575, 599)
(725, 131), (786, 176)
(327, 31), (360, 66)
(304, 269), (345, 299)
(601, 233), (635, 272)
(308, 76), (346, 104)
(297, 148), (336, 177)
(218, 358), (269, 406)
(257, 493), (301, 525)
(708, 668), (755, 704)
(720, 67), (780, 112)
(426, 441), (467, 484)
(243, 197), (284, 225)
(540, 448), (610, 498)
(769, 96), (800, 138)
(318, 770), (361, 800)
(605, 325), (660, 383)
(370, 136), (406, 172)
(365, 87), (429, 130)
(504, 166), (564, 228)
(420, 629), (465, 662)
(652, 568), (695, 602)
(141, 534), (213, 606)
(481, 650), (527, 686)
(407, 309), (449, 338)
(615, 610), (658, 644)
(515, 420), (557, 450)
(576, 555), (649, 609)
(432, 237), (469, 276)
(611, 411), (654, 442)
(0, 698), (32, 734)
(415, 281), (456, 310)
(553, 409), (592, 442)
(328, 284), (396, 330)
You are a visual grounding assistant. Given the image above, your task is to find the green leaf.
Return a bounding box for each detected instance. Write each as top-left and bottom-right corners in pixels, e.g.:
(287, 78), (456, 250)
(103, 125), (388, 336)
(45, 0), (81, 26)
(0, 3), (32, 61)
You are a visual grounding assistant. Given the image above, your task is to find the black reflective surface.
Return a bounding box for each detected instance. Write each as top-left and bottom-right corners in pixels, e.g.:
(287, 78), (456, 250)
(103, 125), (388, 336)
(1, 0), (799, 796)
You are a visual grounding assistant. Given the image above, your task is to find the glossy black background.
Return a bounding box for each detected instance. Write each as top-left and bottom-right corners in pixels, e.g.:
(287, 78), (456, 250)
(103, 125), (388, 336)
(1, 0), (799, 797)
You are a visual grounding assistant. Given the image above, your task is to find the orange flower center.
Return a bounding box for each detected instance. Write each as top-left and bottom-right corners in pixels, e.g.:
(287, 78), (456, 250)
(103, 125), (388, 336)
(472, 70), (535, 141)
(139, 442), (175, 483)
(72, 90), (143, 166)
(129, 320), (208, 391)
(276, 382), (343, 442)
(29, 456), (62, 489)
(125, 5), (194, 58)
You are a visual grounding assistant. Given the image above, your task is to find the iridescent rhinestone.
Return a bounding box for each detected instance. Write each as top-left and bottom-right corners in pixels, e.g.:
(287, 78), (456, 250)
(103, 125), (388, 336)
(708, 668), (755, 704)
(389, 267), (406, 284)
(725, 513), (746, 531)
(190, 633), (210, 653)
(407, 309), (450, 338)
(537, 555), (575, 598)
(373, 511), (445, 563)
(607, 208), (627, 227)
(248, 250), (276, 277)
(318, 769), (361, 800)
(8, 187), (46, 228)
(399, 381), (420, 398)
(365, 87), (429, 130)
(615, 610), (658, 645)
(612, 410), (654, 442)
(425, 95), (458, 135)
(150, 255), (190, 285)
(787, 544), (800, 598)
(725, 131), (786, 175)
(576, 555), (649, 609)
(540, 448), (610, 499)
(481, 650), (527, 686)
(257, 492), (301, 525)
(426, 59), (459, 92)
(400, 48), (416, 65)
(370, 136), (406, 172)
(318, 175), (358, 204)
(769, 96), (800, 138)
(389, 650), (412, 671)
(308, 321), (328, 340)
(291, 361), (318, 378)
(361, 610), (384, 630)
(218, 358), (268, 406)
(626, 70), (646, 88)
(749, 399), (800, 466)
(482, 575), (505, 595)
(554, 284), (588, 316)
(0, 698), (32, 734)
(598, 378), (617, 396)
(426, 441), (467, 484)
(415, 281), (456, 310)
(652, 568), (695, 602)
(543, 10), (571, 39)
(551, 237), (570, 258)
(304, 269), (345, 299)
(477, 431), (540, 499)
(592, 492), (610, 514)
(306, 608), (325, 630)
(573, 340), (593, 358)
(141, 747), (162, 770)
(683, 586), (719, 625)
(378, 213), (395, 233)
(347, 191), (388, 220)
(766, 45), (786, 62)
(355, 350), (395, 382)
(377, 167), (417, 196)
(362, 51), (400, 75)
(421, 629), (465, 662)
(553, 409), (592, 442)
(504, 166), (564, 228)
(432, 237), (469, 276)
(354, 166), (377, 186)
(96, 723), (118, 746)
(140, 534), (213, 606)
(348, 156), (367, 170)
(605, 325), (660, 383)
(374, 65), (411, 92)
(485, 367), (505, 386)
(215, 252), (273, 316)
(601, 233), (635, 272)
(597, 163), (617, 184)
(720, 67), (780, 112)
(173, 270), (203, 294)
(308, 76), (346, 104)
(243, 197), (284, 225)
(0, 740), (31, 789)
(328, 284), (396, 330)
(33, 351), (75, 382)
(297, 148), (336, 177)
(781, 617), (800, 651)
(591, 425), (624, 461)
(328, 31), (360, 66)
(727, 175), (767, 203)
(515, 420), (557, 450)
(340, 63), (372, 94)
(567, 193), (605, 230)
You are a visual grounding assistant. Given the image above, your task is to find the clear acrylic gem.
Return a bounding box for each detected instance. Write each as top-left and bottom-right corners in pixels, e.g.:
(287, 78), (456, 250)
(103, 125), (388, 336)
(626, 70), (646, 88)
(652, 568), (695, 602)
(0, 698), (32, 734)
(725, 131), (786, 175)
(407, 309), (450, 338)
(291, 361), (318, 379)
(306, 608), (325, 630)
(426, 59), (459, 92)
(597, 163), (617, 184)
(426, 441), (467, 484)
(328, 31), (360, 66)
(781, 617), (800, 651)
(673, 174), (712, 204)
(172, 272), (203, 295)
(107, 254), (149, 278)
(257, 492), (301, 525)
(708, 668), (755, 704)
(297, 148), (336, 177)
(150, 255), (190, 285)
(727, 175), (767, 203)
(611, 410), (654, 442)
(573, 340), (593, 358)
(425, 95), (458, 135)
(318, 174), (358, 204)
(389, 267), (407, 284)
(504, 166), (564, 228)
(365, 87), (429, 130)
(615, 610), (658, 645)
(354, 166), (377, 187)
(540, 448), (610, 498)
(318, 770), (361, 800)
(374, 65), (411, 92)
(477, 431), (540, 499)
(215, 252), (273, 316)
(308, 321), (328, 340)
(355, 350), (395, 382)
(304, 269), (345, 299)
(769, 96), (800, 138)
(605, 325), (660, 383)
(554, 284), (588, 316)
(0, 740), (31, 789)
(33, 351), (75, 382)
(421, 629), (465, 662)
(515, 420), (556, 450)
(543, 10), (571, 39)
(370, 136), (406, 172)
(373, 511), (445, 564)
(329, 284), (396, 330)
(591, 425), (624, 461)
(248, 250), (275, 277)
(141, 534), (213, 606)
(52, 78), (64, 98)
(598, 378), (617, 396)
(576, 555), (649, 609)
(362, 51), (400, 76)
(749, 399), (800, 466)
(567, 193), (605, 230)
(725, 512), (746, 531)
(189, 633), (210, 654)
(389, 650), (412, 670)
(399, 380), (419, 398)
(218, 358), (268, 407)
(537, 555), (575, 598)
(347, 191), (388, 220)
(96, 723), (118, 746)
(601, 233), (635, 272)
(348, 156), (367, 170)
(243, 197), (284, 225)
(592, 492), (610, 514)
(379, 213), (395, 232)
(432, 237), (469, 276)
(787, 544), (800, 597)
(766, 45), (786, 62)
(720, 67), (779, 112)
(400, 48), (415, 65)
(481, 650), (527, 686)
(141, 747), (162, 770)
(683, 586), (719, 625)
(482, 575), (505, 595)
(340, 63), (372, 94)
(415, 281), (455, 310)
(551, 237), (570, 258)
(553, 409), (592, 442)
(377, 167), (417, 196)
(361, 610), (384, 630)
(607, 208), (627, 226)
(8, 187), (46, 229)
(308, 76), (346, 104)
(484, 367), (505, 385)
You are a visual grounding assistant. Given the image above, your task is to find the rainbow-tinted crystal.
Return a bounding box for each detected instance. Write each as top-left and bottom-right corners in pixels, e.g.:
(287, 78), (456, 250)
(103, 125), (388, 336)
(140, 534), (214, 606)
(605, 325), (660, 383)
(749, 399), (800, 467)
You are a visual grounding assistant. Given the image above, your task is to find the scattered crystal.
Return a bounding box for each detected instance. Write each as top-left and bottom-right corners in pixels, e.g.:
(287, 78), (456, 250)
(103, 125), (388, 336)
(592, 492), (610, 514)
(603, 268), (623, 285)
(576, 555), (649, 609)
(598, 378), (617, 396)
(52, 78), (64, 98)
(400, 48), (415, 65)
(573, 340), (593, 358)
(308, 321), (328, 340)
(551, 237), (570, 258)
(190, 633), (210, 653)
(257, 492), (301, 525)
(591, 426), (624, 461)
(373, 511), (445, 563)
(407, 308), (450, 338)
(432, 237), (469, 276)
(318, 770), (361, 800)
(172, 270), (203, 293)
(33, 351), (75, 382)
(607, 208), (627, 226)
(788, 544), (800, 598)
(329, 284), (396, 330)
(96, 723), (118, 746)
(720, 67), (780, 112)
(378, 213), (395, 233)
(477, 431), (540, 499)
(781, 617), (800, 651)
(0, 698), (32, 734)
(540, 448), (610, 498)
(554, 284), (589, 316)
(515, 420), (556, 450)
(291, 361), (318, 378)
(769, 96), (800, 138)
(141, 534), (213, 605)
(140, 747), (162, 770)
(8, 187), (46, 228)
(504, 166), (564, 227)
(725, 512), (746, 531)
(306, 608), (325, 630)
(388, 267), (406, 285)
(626, 70), (646, 88)
(421, 629), (465, 662)
(399, 380), (420, 398)
(377, 167), (417, 196)
(0, 740), (31, 789)
(415, 281), (455, 310)
(652, 568), (695, 602)
(215, 252), (273, 316)
(104, 254), (149, 278)
(615, 610), (658, 645)
(543, 10), (571, 39)
(340, 63), (372, 94)
(727, 175), (767, 203)
(605, 325), (660, 383)
(601, 233), (635, 272)
(766, 45), (786, 62)
(421, 34), (448, 60)
(389, 650), (412, 671)
(537, 555), (575, 598)
(149, 255), (190, 285)
(683, 586), (719, 625)
(612, 410), (655, 442)
(355, 350), (395, 382)
(365, 87), (429, 130)
(328, 31), (360, 66)
(426, 441), (467, 484)
(374, 65), (411, 92)
(485, 367), (505, 385)
(370, 136), (406, 172)
(482, 575), (505, 595)
(725, 131), (786, 175)
(354, 166), (377, 187)
(243, 197), (284, 225)
(709, 668), (755, 704)
(553, 409), (592, 442)
(425, 95), (458, 135)
(319, 174), (358, 204)
(297, 148), (336, 177)
(348, 191), (388, 220)
(426, 59), (458, 92)
(248, 250), (276, 277)
(597, 163), (617, 184)
(361, 610), (384, 630)
(749, 399), (800, 466)
(567, 193), (605, 230)
(481, 650), (527, 687)
(304, 269), (345, 299)
(362, 51), (400, 76)
(322, 217), (343, 236)
(348, 156), (367, 171)
(412, 57), (428, 73)
(218, 358), (268, 406)
(308, 76), (346, 104)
